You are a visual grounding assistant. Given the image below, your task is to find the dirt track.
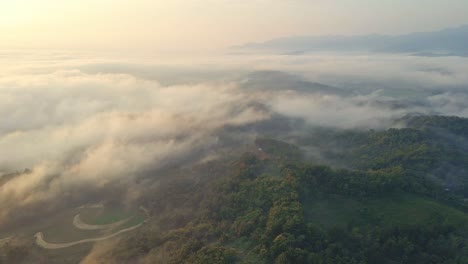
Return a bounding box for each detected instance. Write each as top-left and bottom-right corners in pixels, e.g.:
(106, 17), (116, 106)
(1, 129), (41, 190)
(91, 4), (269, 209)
(35, 222), (144, 249)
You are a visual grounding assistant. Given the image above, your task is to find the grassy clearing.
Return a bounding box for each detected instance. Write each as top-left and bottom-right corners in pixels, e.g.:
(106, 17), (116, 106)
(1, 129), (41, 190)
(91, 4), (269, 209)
(79, 207), (136, 225)
(303, 193), (361, 228)
(302, 192), (468, 229)
(365, 194), (468, 226)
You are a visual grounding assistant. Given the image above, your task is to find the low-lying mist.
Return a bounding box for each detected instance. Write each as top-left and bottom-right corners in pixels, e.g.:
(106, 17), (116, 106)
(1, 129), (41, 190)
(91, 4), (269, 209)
(1, 50), (468, 227)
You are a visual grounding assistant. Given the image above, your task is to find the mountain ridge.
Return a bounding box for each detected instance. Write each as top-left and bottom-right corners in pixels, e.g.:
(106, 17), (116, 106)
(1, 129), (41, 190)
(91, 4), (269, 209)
(235, 25), (468, 56)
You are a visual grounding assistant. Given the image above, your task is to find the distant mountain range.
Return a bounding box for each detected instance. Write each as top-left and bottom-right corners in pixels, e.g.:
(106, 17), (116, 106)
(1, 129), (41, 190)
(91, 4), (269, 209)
(234, 25), (468, 56)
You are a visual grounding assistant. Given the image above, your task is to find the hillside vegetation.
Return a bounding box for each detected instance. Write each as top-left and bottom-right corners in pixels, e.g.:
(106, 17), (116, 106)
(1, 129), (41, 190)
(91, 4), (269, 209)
(2, 115), (468, 264)
(87, 115), (468, 264)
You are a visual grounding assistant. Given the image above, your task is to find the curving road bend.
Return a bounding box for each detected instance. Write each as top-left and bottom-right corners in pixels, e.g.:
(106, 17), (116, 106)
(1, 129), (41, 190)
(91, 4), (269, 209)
(35, 222), (144, 249)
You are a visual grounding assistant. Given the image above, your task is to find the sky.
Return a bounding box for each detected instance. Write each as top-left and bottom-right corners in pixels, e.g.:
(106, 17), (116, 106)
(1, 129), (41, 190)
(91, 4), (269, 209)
(1, 0), (468, 53)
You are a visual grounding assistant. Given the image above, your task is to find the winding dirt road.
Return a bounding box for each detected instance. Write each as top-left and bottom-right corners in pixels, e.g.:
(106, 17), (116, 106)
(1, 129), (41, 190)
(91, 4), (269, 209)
(35, 222), (144, 249)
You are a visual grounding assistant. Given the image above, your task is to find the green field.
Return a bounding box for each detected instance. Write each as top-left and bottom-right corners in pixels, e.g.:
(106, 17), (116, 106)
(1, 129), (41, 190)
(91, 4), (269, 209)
(365, 194), (468, 226)
(79, 206), (138, 225)
(303, 193), (361, 228)
(303, 192), (468, 229)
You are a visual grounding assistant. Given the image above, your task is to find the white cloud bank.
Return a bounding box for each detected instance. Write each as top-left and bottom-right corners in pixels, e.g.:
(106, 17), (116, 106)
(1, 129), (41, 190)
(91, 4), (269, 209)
(0, 58), (268, 224)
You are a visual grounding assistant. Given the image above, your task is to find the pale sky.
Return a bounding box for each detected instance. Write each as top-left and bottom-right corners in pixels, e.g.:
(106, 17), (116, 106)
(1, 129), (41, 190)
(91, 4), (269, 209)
(1, 0), (468, 54)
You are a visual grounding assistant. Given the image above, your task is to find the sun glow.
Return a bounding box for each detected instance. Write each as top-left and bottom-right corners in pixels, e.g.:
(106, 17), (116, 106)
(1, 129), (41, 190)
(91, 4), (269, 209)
(1, 0), (468, 53)
(0, 2), (36, 25)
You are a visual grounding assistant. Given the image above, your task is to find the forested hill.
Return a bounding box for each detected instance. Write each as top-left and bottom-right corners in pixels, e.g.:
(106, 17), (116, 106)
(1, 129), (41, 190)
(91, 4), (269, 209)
(90, 115), (468, 264)
(298, 115), (468, 196)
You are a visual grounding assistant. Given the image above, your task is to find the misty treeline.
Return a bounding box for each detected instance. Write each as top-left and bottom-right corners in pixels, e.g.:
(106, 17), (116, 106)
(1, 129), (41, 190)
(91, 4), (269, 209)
(55, 115), (468, 264)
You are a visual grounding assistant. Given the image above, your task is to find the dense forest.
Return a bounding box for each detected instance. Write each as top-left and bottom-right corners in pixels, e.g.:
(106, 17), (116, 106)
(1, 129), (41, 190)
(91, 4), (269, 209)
(96, 115), (468, 263)
(2, 115), (468, 263)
